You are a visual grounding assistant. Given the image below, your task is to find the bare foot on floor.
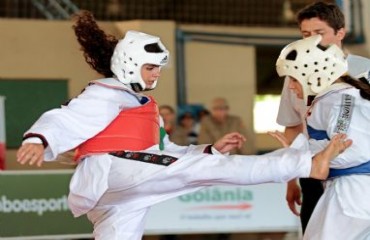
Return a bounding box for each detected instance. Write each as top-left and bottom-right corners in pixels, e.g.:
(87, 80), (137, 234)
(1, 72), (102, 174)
(310, 133), (353, 180)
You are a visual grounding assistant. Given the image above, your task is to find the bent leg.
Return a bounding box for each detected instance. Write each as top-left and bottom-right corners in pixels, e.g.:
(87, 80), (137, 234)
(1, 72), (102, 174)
(87, 206), (149, 240)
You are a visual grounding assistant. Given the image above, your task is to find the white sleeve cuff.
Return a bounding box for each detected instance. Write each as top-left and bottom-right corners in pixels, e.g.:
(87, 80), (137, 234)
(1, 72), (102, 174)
(211, 146), (229, 155)
(22, 137), (43, 145)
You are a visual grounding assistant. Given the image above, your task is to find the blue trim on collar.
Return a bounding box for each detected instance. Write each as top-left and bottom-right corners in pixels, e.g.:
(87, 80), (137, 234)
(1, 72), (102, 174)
(307, 125), (329, 140)
(139, 96), (149, 104)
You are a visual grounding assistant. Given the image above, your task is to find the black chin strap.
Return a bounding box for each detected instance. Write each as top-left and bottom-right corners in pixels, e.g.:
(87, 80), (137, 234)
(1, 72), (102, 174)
(130, 83), (144, 92)
(130, 83), (154, 92)
(307, 95), (315, 106)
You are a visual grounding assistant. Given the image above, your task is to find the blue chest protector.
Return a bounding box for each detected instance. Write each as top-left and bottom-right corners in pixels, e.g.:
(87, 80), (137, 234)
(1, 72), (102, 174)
(307, 125), (370, 178)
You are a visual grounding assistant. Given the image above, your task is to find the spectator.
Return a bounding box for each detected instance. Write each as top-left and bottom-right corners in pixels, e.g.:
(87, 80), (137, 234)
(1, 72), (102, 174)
(198, 97), (250, 154)
(171, 112), (198, 145)
(159, 105), (176, 135)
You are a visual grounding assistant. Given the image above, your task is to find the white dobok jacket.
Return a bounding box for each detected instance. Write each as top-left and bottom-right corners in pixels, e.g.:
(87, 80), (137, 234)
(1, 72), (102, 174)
(24, 78), (316, 240)
(304, 82), (370, 240)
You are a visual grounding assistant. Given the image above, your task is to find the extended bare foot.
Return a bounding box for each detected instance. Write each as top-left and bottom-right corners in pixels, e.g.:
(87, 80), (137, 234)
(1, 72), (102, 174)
(309, 133), (353, 180)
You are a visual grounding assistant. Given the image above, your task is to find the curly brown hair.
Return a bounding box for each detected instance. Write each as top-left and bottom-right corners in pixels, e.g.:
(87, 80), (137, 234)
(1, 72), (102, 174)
(72, 10), (118, 77)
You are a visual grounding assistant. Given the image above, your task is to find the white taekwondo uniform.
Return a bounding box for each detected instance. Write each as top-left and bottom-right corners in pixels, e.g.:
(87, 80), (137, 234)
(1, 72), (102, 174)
(24, 78), (315, 240)
(303, 82), (370, 240)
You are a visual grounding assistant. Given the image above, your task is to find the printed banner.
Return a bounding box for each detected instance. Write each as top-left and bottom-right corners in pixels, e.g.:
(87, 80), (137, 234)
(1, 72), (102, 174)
(0, 171), (92, 239)
(0, 171), (299, 239)
(146, 184), (299, 234)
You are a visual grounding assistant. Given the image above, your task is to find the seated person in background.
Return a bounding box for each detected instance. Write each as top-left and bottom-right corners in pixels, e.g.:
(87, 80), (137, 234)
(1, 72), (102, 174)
(171, 112), (198, 146)
(159, 105), (177, 135)
(198, 97), (250, 154)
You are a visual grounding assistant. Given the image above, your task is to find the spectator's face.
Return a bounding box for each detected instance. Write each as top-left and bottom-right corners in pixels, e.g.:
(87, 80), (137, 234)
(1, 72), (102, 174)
(211, 100), (229, 122)
(159, 108), (175, 125)
(300, 17), (345, 48)
(180, 114), (194, 128)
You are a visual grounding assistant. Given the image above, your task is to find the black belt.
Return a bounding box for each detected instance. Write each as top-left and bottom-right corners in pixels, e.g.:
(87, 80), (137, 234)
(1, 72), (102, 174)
(109, 151), (178, 166)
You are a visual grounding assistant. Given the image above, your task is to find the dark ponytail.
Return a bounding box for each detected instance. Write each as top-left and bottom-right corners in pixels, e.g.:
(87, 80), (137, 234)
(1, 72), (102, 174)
(72, 10), (118, 77)
(341, 75), (370, 101)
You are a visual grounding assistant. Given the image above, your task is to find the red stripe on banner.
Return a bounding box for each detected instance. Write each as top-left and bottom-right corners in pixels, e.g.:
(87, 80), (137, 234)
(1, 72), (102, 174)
(0, 142), (5, 170)
(189, 203), (252, 211)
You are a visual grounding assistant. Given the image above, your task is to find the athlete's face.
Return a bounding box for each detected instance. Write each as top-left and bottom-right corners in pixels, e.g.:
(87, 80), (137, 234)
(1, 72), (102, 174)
(141, 64), (161, 88)
(288, 77), (303, 99)
(300, 17), (345, 47)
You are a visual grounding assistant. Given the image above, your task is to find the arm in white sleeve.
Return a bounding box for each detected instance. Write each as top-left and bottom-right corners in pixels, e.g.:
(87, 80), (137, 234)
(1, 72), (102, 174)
(162, 133), (213, 155)
(308, 138), (328, 156)
(24, 84), (135, 161)
(22, 137), (43, 145)
(158, 115), (215, 156)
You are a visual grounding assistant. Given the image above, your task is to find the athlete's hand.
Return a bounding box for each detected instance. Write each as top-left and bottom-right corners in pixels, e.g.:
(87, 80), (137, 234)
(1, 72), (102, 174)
(268, 131), (290, 147)
(213, 132), (246, 154)
(286, 179), (301, 216)
(17, 143), (45, 167)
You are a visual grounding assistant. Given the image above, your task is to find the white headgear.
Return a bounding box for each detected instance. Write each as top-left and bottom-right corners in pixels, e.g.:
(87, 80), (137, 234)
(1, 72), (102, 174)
(276, 35), (348, 105)
(111, 30), (169, 92)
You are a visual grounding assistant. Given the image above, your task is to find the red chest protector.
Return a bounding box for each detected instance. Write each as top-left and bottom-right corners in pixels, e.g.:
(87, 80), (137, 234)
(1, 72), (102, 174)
(74, 96), (159, 161)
